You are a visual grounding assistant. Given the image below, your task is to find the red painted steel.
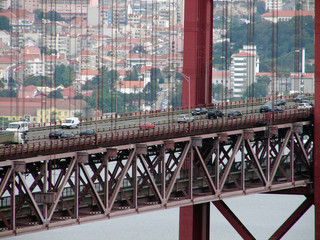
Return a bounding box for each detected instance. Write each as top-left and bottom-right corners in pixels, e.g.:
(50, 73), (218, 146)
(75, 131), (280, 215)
(213, 200), (255, 240)
(269, 196), (314, 240)
(179, 204), (210, 240)
(0, 120), (312, 238)
(315, 1), (320, 240)
(0, 109), (312, 160)
(182, 0), (213, 108)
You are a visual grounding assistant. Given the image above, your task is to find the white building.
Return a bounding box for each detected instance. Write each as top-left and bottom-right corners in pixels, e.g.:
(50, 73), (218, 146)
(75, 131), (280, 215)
(265, 0), (282, 11)
(230, 45), (258, 99)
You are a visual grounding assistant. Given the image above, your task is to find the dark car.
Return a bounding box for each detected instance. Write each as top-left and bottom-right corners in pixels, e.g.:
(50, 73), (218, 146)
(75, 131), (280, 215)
(207, 110), (224, 119)
(260, 105), (284, 113)
(80, 129), (96, 136)
(60, 133), (75, 139)
(49, 130), (64, 139)
(227, 111), (242, 118)
(294, 95), (308, 103)
(260, 105), (271, 113)
(192, 108), (208, 116)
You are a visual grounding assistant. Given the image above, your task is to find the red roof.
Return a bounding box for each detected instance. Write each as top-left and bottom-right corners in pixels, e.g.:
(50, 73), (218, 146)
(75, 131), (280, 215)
(61, 86), (76, 99)
(233, 52), (255, 57)
(212, 71), (230, 77)
(80, 69), (99, 75)
(117, 81), (144, 88)
(262, 10), (314, 18)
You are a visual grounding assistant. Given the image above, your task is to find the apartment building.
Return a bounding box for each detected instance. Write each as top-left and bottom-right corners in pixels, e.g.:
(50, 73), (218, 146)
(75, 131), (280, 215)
(265, 0), (282, 11)
(79, 50), (98, 72)
(230, 45), (258, 99)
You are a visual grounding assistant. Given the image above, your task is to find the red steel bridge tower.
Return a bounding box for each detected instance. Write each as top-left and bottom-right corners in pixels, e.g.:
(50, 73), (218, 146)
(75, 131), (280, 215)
(180, 0), (320, 239)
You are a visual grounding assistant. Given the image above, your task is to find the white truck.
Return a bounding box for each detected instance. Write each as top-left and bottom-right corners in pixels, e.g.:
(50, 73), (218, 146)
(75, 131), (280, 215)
(0, 131), (27, 145)
(61, 117), (80, 129)
(6, 121), (29, 132)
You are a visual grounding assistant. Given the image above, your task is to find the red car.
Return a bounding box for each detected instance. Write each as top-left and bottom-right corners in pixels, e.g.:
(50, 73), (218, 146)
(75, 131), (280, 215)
(139, 122), (155, 130)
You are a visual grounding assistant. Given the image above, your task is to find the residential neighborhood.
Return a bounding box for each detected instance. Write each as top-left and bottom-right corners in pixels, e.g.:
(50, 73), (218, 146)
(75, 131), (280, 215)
(0, 0), (315, 124)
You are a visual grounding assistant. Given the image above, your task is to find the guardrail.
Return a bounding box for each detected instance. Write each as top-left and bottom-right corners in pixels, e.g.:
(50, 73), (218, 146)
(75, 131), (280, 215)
(0, 108), (312, 160)
(24, 95), (308, 132)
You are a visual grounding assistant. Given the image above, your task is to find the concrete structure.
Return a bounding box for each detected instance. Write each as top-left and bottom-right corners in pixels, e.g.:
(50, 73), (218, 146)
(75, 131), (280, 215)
(230, 45), (258, 99)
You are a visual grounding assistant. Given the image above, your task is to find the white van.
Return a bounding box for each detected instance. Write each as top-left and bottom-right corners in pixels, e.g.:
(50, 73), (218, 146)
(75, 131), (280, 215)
(6, 121), (29, 132)
(61, 117), (80, 129)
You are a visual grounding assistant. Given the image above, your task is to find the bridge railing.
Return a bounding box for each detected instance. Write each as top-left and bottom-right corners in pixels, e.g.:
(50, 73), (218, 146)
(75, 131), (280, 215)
(0, 108), (312, 160)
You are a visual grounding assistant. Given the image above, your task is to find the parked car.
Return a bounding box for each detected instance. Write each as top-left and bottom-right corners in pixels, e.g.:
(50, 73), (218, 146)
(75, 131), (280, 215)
(191, 108), (208, 116)
(60, 133), (76, 139)
(177, 114), (195, 123)
(207, 110), (224, 119)
(49, 130), (64, 139)
(139, 122), (155, 130)
(80, 129), (96, 136)
(295, 95), (308, 103)
(227, 111), (242, 118)
(297, 103), (313, 110)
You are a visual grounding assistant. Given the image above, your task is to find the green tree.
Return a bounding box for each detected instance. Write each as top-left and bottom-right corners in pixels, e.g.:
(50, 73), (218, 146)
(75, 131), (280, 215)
(45, 10), (64, 21)
(54, 64), (75, 87)
(124, 70), (139, 81)
(0, 16), (10, 31)
(0, 89), (16, 97)
(150, 68), (164, 84)
(25, 75), (51, 87)
(212, 83), (225, 101)
(33, 9), (44, 21)
(0, 78), (5, 89)
(242, 76), (270, 99)
(257, 1), (266, 15)
(7, 77), (16, 89)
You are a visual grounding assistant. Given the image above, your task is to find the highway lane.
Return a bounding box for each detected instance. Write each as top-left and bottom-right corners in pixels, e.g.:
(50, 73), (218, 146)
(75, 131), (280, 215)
(16, 99), (302, 144)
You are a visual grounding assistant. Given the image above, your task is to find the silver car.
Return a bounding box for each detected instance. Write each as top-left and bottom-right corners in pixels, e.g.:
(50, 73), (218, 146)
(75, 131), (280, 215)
(177, 114), (195, 123)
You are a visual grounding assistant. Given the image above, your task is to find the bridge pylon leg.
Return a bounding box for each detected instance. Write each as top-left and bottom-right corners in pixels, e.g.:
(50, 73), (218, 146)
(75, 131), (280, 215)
(179, 203), (210, 240)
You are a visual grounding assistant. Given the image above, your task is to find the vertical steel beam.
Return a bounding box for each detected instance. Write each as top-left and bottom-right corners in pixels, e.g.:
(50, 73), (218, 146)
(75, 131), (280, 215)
(182, 0), (213, 108)
(10, 173), (15, 231)
(179, 203), (210, 240)
(315, 1), (320, 239)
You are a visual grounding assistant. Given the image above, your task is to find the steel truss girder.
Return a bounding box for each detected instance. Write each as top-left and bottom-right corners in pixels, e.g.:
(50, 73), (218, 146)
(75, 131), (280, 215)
(0, 122), (313, 238)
